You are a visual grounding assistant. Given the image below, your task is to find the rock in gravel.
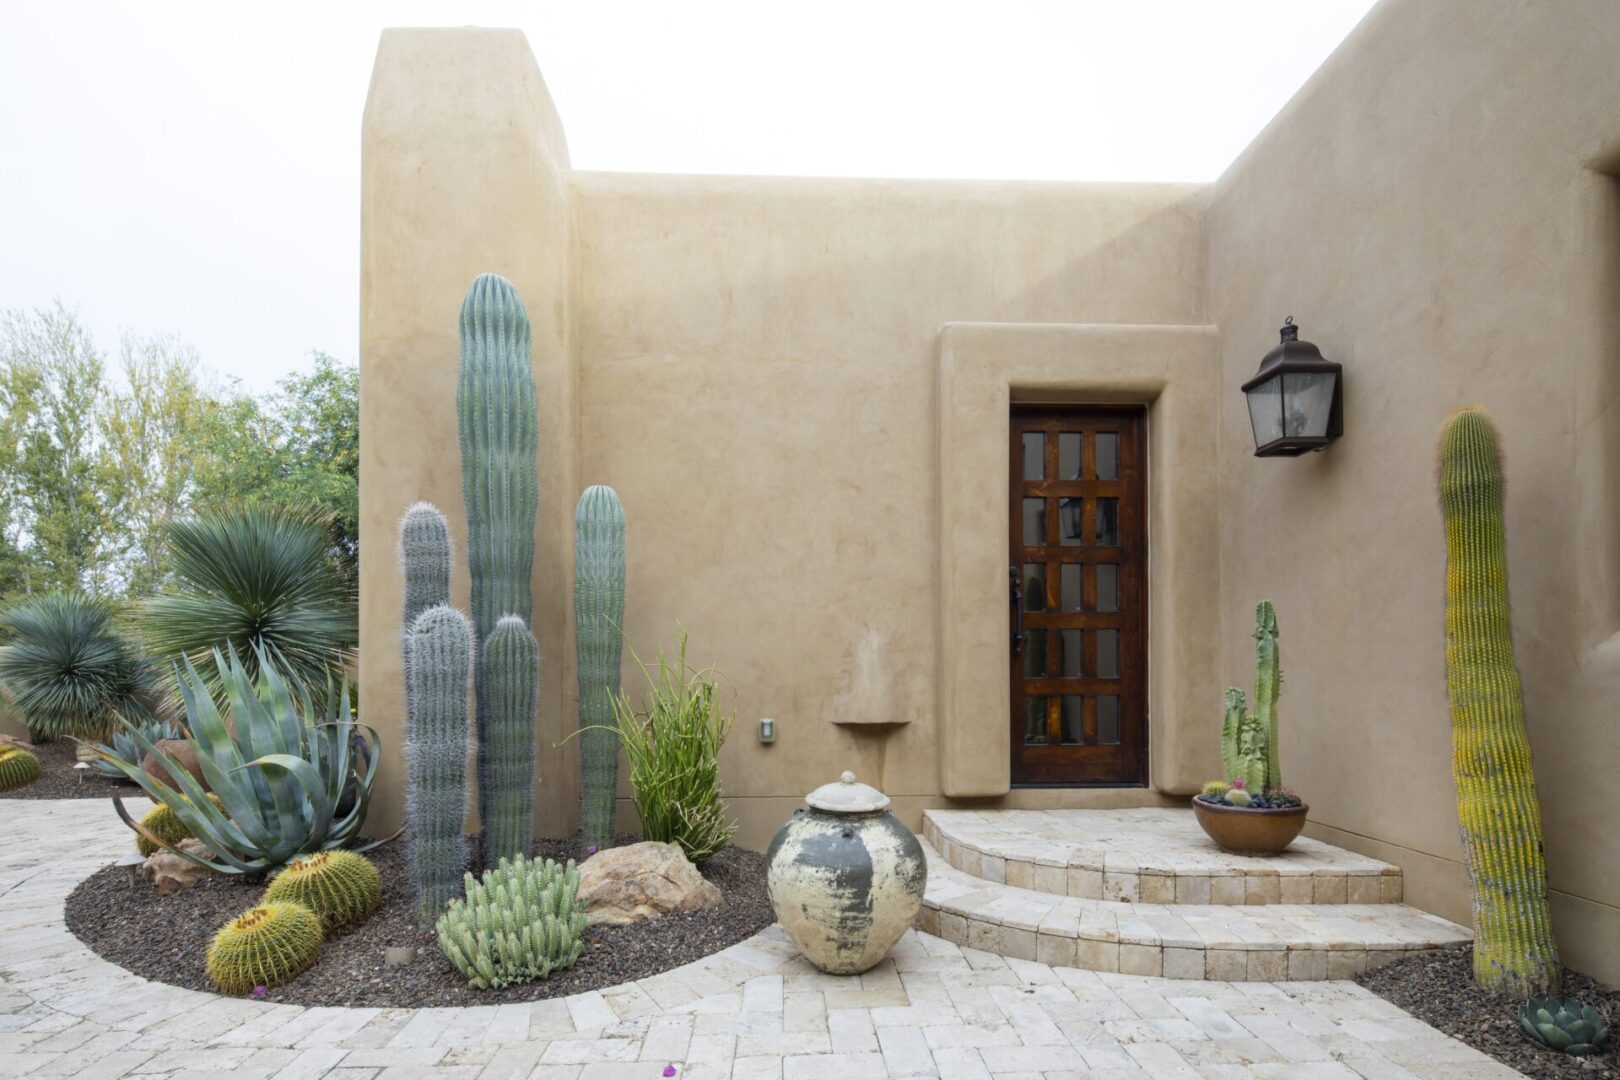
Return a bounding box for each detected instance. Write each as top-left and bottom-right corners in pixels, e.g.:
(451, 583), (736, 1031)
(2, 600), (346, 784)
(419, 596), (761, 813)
(143, 739), (208, 790)
(142, 838), (216, 895)
(577, 841), (723, 926)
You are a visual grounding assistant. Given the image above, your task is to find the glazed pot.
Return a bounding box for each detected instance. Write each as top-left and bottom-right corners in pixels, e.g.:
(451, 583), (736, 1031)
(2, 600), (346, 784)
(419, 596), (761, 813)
(766, 771), (927, 975)
(1192, 797), (1309, 855)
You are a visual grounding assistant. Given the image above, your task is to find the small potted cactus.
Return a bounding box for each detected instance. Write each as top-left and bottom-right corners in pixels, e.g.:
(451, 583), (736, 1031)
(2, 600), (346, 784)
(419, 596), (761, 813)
(1193, 601), (1309, 855)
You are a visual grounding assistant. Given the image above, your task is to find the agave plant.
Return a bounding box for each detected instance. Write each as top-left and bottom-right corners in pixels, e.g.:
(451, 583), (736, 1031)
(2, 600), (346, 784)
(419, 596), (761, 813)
(0, 592), (162, 740)
(141, 504), (356, 708)
(1518, 996), (1610, 1056)
(88, 716), (183, 779)
(98, 645), (380, 874)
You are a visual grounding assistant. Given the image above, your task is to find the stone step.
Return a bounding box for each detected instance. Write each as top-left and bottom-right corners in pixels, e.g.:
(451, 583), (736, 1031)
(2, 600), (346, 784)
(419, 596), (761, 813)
(923, 807), (1403, 904)
(915, 843), (1470, 981)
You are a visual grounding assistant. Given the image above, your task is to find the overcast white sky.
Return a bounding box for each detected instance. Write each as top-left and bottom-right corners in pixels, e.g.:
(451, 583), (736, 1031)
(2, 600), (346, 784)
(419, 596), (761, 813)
(0, 1), (1377, 391)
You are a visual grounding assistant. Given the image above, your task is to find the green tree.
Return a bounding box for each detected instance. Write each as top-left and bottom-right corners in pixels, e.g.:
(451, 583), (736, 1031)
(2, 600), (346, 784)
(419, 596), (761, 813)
(101, 332), (213, 596)
(192, 354), (359, 585)
(0, 305), (116, 596)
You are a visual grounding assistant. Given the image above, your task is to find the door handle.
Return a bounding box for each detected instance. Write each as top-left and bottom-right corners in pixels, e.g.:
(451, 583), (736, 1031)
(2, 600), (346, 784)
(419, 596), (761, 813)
(1010, 565), (1023, 656)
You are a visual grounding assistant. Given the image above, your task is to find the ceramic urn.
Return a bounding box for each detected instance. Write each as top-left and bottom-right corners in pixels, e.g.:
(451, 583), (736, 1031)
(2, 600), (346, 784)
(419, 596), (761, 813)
(765, 771), (927, 975)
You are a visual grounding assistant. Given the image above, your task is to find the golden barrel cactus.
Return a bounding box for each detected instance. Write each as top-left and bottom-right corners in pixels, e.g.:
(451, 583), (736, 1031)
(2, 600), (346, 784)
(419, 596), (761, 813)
(0, 747), (40, 791)
(205, 902), (323, 994)
(263, 850), (381, 932)
(1438, 407), (1559, 995)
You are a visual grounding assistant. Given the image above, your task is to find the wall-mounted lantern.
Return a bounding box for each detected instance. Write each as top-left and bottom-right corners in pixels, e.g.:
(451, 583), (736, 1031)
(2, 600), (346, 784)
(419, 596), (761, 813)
(1242, 317), (1343, 457)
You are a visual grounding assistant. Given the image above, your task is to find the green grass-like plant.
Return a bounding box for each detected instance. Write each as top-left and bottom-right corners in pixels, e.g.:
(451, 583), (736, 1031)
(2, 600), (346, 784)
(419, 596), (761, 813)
(205, 901), (324, 994)
(608, 630), (737, 863)
(263, 850), (381, 932)
(99, 645), (380, 874)
(0, 592), (162, 740)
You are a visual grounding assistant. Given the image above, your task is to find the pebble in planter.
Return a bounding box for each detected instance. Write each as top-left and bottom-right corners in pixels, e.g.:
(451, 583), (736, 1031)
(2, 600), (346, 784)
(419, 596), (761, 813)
(766, 771), (926, 975)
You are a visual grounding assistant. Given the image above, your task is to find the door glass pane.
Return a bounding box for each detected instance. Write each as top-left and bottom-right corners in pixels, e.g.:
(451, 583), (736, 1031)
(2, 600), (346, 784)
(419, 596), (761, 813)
(1097, 696), (1121, 745)
(1059, 696), (1085, 744)
(1021, 432), (1045, 480)
(1023, 630), (1047, 678)
(1095, 564), (1119, 612)
(1059, 432), (1082, 479)
(1057, 628), (1083, 677)
(1060, 564), (1082, 611)
(1097, 629), (1119, 679)
(1024, 696), (1049, 744)
(1059, 497), (1083, 546)
(1095, 432), (1119, 480)
(1023, 564), (1046, 611)
(1095, 498), (1119, 546)
(1022, 498), (1046, 546)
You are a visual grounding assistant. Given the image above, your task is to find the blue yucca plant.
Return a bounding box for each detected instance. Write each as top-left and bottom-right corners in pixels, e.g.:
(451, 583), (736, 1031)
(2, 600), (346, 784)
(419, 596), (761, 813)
(95, 646), (380, 874)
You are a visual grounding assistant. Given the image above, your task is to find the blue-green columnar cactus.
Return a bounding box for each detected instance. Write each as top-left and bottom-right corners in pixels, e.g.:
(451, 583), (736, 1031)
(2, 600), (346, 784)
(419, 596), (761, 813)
(405, 604), (474, 926)
(457, 273), (539, 867)
(400, 502), (452, 630)
(575, 485), (626, 852)
(482, 616), (539, 863)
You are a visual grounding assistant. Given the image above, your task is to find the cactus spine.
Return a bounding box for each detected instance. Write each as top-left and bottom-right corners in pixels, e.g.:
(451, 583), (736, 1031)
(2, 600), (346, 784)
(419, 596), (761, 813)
(482, 616), (539, 863)
(1220, 602), (1282, 793)
(575, 485), (625, 851)
(458, 273), (539, 868)
(1438, 407), (1559, 995)
(405, 604), (474, 926)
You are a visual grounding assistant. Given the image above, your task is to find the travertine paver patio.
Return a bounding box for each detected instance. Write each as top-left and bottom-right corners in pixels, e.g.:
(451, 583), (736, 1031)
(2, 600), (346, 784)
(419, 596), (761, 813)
(0, 799), (1522, 1079)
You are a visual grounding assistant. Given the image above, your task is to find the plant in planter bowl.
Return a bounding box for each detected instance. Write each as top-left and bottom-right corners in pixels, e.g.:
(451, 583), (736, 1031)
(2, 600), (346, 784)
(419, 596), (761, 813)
(1193, 600), (1309, 854)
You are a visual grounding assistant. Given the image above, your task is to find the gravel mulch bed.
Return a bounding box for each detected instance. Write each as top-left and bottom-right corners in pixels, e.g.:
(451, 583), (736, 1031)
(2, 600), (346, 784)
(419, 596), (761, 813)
(66, 832), (773, 1007)
(1359, 944), (1617, 1078)
(0, 738), (137, 800)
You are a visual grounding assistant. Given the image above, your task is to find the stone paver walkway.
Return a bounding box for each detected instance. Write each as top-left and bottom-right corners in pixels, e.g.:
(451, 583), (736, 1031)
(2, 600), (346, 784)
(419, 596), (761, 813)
(0, 799), (1522, 1079)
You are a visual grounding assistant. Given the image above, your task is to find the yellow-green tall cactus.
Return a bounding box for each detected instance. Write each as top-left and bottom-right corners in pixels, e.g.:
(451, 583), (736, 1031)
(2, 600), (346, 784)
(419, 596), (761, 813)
(1438, 407), (1559, 995)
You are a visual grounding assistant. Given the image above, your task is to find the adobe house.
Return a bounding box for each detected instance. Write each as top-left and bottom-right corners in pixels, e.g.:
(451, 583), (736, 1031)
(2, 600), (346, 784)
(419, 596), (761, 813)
(359, 0), (1620, 983)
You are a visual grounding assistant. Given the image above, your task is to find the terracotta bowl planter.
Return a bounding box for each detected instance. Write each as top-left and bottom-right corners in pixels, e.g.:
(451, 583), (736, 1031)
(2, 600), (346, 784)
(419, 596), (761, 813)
(1191, 797), (1309, 855)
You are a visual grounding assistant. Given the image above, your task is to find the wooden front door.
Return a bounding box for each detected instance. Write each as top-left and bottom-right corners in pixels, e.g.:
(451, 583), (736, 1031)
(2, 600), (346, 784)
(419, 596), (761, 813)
(1010, 405), (1148, 786)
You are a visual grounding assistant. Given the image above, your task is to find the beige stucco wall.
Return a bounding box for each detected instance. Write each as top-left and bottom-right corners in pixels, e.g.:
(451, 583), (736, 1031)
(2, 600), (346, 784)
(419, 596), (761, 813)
(571, 172), (1208, 843)
(1206, 0), (1620, 982)
(359, 4), (1620, 985)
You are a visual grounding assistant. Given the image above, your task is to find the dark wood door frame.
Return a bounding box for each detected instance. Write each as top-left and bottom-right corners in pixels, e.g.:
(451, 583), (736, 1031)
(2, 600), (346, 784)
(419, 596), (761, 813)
(1009, 404), (1148, 786)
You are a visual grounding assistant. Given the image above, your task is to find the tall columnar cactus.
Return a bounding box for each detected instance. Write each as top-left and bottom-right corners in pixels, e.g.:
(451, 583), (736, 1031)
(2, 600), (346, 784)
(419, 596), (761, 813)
(1438, 407), (1559, 995)
(400, 502), (452, 629)
(405, 604), (474, 926)
(482, 616), (540, 863)
(575, 485), (626, 851)
(1220, 602), (1282, 792)
(458, 273), (539, 866)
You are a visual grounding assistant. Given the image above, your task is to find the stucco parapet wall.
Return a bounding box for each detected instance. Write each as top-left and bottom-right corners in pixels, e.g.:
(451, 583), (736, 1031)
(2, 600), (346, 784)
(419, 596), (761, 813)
(937, 322), (1221, 798)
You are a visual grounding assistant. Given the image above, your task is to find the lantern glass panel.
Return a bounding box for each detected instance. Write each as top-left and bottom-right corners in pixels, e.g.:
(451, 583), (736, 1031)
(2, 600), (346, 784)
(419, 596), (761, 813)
(1246, 374), (1285, 447)
(1282, 370), (1336, 438)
